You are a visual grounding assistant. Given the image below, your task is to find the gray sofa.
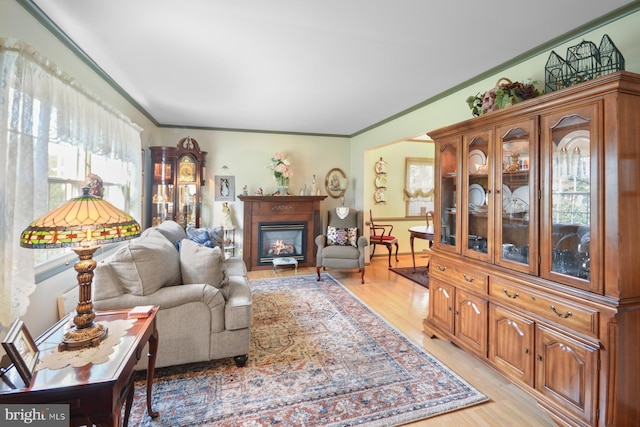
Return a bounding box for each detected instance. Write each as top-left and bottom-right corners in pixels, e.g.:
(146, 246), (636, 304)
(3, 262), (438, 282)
(93, 220), (252, 369)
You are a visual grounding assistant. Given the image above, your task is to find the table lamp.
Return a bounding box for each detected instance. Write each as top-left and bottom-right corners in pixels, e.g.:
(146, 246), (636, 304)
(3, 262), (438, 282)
(20, 187), (141, 351)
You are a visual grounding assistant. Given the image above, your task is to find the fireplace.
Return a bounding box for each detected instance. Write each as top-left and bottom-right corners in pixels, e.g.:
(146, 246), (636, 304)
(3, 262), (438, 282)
(258, 222), (306, 265)
(238, 195), (327, 270)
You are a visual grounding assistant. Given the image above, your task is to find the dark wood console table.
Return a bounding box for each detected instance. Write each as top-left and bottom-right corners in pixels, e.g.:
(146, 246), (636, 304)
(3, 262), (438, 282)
(239, 195), (327, 270)
(0, 308), (159, 427)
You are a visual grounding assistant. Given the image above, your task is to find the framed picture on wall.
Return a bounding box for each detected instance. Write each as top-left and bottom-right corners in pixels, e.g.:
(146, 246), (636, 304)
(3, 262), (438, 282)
(2, 319), (39, 386)
(215, 175), (235, 201)
(325, 168), (347, 199)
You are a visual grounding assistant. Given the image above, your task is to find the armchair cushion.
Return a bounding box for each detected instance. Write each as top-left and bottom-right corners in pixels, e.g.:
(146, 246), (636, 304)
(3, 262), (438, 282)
(109, 228), (181, 296)
(327, 226), (357, 247)
(180, 239), (229, 289)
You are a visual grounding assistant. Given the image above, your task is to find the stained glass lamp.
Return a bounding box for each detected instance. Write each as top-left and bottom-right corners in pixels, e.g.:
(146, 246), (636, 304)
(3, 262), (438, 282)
(20, 187), (141, 350)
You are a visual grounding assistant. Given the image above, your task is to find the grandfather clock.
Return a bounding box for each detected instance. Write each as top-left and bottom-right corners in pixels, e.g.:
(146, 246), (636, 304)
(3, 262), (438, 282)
(148, 137), (207, 228)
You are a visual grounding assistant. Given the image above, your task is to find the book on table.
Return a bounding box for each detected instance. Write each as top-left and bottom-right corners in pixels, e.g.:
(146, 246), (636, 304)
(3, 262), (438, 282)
(128, 305), (154, 318)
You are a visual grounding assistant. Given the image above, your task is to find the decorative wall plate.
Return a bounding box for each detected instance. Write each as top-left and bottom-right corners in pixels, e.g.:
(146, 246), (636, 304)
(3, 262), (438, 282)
(374, 175), (387, 188)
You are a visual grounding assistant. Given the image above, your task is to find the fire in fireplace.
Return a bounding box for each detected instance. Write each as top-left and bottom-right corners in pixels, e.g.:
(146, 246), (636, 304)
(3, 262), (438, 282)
(258, 222), (306, 265)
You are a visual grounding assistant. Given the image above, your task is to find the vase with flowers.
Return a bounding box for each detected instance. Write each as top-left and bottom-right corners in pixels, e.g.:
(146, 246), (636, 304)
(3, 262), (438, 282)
(269, 152), (293, 195)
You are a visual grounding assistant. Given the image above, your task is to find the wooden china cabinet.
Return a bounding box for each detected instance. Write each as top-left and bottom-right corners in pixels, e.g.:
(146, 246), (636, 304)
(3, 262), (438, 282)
(148, 137), (207, 228)
(424, 71), (640, 427)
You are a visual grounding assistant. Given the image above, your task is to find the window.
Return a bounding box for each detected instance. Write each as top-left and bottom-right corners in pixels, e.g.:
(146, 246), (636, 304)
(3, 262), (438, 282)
(1, 39), (142, 289)
(405, 157), (435, 217)
(36, 141), (135, 267)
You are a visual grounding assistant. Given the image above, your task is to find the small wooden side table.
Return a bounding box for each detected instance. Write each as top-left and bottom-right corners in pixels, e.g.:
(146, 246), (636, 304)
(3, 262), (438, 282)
(0, 308), (159, 427)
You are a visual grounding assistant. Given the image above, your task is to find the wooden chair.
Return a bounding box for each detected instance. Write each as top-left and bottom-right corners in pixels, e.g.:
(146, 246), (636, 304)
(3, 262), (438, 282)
(425, 211), (435, 269)
(426, 211), (435, 249)
(369, 210), (399, 268)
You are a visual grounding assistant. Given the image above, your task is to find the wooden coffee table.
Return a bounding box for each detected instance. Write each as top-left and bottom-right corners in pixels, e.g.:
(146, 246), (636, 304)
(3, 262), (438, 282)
(0, 308), (159, 427)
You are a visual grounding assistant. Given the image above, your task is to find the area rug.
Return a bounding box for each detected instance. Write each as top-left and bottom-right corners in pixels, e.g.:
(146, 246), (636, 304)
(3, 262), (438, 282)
(390, 266), (430, 288)
(127, 274), (487, 426)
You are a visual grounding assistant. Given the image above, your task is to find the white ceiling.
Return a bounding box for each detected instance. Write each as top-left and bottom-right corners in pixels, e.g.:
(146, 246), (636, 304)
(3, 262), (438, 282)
(26, 0), (635, 135)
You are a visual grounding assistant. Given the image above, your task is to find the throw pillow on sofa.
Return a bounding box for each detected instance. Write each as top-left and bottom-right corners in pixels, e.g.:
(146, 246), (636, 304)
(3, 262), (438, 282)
(180, 239), (229, 289)
(186, 226), (224, 250)
(109, 228), (182, 296)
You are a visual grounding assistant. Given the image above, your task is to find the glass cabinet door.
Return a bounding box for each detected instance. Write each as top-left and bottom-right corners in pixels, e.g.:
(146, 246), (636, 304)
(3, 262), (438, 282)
(176, 155), (198, 229)
(540, 103), (600, 293)
(463, 130), (492, 262)
(495, 119), (537, 274)
(151, 160), (174, 227)
(435, 137), (460, 252)
(148, 137), (206, 229)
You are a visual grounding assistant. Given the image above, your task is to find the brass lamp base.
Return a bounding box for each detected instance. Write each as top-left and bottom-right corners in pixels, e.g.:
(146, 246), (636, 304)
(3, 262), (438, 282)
(58, 322), (108, 351)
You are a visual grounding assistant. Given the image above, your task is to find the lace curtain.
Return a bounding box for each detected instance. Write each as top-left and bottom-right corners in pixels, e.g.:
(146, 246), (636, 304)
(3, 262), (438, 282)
(0, 39), (142, 334)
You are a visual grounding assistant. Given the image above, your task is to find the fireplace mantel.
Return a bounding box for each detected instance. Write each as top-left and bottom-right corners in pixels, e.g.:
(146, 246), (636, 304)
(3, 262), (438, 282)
(238, 195), (327, 270)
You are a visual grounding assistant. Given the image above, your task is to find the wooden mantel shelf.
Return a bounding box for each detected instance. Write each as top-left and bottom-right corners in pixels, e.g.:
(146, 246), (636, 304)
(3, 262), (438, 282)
(238, 195), (327, 270)
(238, 195), (327, 202)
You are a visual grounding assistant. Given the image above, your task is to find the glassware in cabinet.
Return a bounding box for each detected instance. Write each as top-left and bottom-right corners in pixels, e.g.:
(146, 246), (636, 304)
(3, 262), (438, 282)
(540, 103), (600, 293)
(463, 130), (492, 261)
(435, 137), (460, 252)
(495, 119), (538, 274)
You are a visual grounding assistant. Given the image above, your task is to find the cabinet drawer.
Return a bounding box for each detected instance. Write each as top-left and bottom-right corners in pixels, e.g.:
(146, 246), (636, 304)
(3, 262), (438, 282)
(490, 278), (598, 337)
(431, 258), (488, 293)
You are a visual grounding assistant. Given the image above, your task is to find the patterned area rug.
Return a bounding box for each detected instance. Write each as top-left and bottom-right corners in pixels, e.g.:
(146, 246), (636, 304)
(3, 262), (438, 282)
(390, 266), (430, 288)
(127, 274), (487, 426)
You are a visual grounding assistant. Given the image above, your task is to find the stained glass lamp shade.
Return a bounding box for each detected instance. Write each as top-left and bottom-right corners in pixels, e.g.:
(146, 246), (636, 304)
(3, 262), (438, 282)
(20, 187), (140, 350)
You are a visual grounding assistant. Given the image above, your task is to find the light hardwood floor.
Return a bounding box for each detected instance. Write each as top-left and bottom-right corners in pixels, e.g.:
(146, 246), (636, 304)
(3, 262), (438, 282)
(247, 253), (558, 427)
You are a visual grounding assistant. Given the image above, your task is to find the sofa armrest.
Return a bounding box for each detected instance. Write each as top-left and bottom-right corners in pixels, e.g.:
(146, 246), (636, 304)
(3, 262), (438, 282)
(224, 277), (253, 330)
(94, 283), (225, 312)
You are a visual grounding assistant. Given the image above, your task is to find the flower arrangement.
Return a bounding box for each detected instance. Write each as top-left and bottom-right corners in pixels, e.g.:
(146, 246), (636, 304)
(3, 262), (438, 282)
(269, 152), (293, 186)
(467, 78), (541, 117)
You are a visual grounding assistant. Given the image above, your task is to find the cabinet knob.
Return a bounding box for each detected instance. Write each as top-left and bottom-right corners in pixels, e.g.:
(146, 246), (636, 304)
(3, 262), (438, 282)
(437, 264), (447, 272)
(524, 348), (529, 354)
(537, 355), (543, 362)
(462, 273), (475, 282)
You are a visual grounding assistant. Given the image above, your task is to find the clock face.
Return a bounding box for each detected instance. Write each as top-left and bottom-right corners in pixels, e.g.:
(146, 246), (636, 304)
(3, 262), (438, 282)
(179, 163), (195, 182)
